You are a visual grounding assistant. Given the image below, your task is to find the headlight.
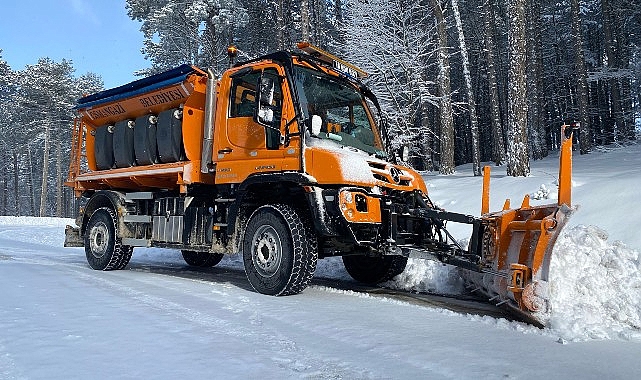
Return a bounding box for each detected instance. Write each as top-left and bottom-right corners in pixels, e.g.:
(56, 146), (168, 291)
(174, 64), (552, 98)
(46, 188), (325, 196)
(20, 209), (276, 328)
(338, 190), (382, 223)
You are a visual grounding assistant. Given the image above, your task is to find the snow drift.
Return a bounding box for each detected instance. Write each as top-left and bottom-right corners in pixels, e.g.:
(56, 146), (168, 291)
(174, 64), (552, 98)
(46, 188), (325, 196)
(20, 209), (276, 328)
(544, 225), (641, 341)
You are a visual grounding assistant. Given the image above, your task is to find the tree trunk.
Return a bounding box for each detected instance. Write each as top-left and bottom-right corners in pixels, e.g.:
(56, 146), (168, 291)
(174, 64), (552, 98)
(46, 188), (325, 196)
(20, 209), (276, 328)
(12, 150), (19, 217)
(622, 77), (636, 140)
(534, 1), (548, 158)
(39, 120), (51, 217)
(570, 0), (591, 154)
(27, 144), (35, 216)
(301, 0), (310, 42)
(1, 160), (7, 215)
(451, 0), (480, 176)
(506, 0), (530, 177)
(482, 0), (505, 166)
(526, 0), (546, 160)
(276, 0), (285, 50)
(548, 8), (565, 149)
(431, 0), (455, 175)
(421, 102), (435, 172)
(601, 0), (624, 142)
(55, 140), (63, 218)
(282, 0), (293, 49)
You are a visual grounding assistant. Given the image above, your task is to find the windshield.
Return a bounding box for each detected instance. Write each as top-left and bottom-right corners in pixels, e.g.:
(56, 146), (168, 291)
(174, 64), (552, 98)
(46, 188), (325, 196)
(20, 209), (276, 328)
(293, 65), (383, 155)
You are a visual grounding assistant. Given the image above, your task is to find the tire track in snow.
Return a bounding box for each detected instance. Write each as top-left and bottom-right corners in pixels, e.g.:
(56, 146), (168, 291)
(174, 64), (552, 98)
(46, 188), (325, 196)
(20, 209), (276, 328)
(60, 265), (382, 379)
(0, 343), (26, 380)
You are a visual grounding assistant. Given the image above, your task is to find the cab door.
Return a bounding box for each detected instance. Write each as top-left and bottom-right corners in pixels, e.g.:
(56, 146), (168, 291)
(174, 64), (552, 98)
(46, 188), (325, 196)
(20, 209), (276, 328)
(213, 64), (301, 184)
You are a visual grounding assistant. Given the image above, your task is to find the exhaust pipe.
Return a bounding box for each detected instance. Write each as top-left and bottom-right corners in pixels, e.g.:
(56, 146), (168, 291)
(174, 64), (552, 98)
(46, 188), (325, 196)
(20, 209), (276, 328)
(201, 69), (217, 173)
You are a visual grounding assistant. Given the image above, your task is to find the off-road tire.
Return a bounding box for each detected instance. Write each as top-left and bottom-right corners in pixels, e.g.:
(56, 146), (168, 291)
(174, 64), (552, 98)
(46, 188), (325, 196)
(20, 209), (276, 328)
(84, 207), (133, 270)
(342, 255), (408, 284)
(181, 250), (224, 267)
(242, 204), (318, 296)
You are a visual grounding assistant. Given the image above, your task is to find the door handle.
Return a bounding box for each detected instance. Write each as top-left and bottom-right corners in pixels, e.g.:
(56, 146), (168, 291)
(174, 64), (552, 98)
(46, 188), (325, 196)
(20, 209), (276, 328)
(218, 148), (233, 154)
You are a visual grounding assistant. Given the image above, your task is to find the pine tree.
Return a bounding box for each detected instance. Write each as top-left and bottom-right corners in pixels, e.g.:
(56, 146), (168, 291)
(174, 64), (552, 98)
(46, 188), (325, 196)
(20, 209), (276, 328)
(126, 0), (248, 76)
(18, 58), (77, 216)
(343, 0), (441, 169)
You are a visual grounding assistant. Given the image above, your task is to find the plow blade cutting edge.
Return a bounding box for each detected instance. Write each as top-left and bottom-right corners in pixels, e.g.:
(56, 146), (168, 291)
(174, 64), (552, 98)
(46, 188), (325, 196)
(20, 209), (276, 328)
(457, 125), (575, 325)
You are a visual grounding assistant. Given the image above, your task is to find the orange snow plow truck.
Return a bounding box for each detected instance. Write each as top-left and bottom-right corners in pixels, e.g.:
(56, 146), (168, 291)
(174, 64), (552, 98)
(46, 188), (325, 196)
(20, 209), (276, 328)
(65, 43), (574, 325)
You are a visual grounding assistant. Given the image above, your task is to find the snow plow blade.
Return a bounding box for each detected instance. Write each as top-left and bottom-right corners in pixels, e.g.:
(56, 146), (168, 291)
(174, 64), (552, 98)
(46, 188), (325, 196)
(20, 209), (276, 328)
(459, 126), (576, 325)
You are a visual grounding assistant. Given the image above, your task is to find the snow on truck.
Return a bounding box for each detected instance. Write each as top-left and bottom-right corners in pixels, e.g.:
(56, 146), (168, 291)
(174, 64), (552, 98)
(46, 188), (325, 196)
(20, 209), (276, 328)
(64, 43), (575, 325)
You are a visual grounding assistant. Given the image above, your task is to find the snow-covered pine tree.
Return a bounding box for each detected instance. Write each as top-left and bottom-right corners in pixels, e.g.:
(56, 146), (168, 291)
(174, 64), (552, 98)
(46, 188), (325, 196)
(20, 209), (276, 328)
(343, 0), (441, 170)
(126, 0), (248, 76)
(17, 58), (77, 216)
(0, 52), (14, 215)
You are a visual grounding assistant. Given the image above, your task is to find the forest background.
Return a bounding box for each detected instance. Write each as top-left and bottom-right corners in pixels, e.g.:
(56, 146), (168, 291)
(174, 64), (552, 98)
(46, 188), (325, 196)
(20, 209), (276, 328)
(0, 0), (638, 218)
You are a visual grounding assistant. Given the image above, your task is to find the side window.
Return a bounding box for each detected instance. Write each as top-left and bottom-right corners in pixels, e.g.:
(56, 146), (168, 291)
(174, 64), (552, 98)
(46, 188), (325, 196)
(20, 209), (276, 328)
(229, 68), (283, 121)
(230, 71), (261, 118)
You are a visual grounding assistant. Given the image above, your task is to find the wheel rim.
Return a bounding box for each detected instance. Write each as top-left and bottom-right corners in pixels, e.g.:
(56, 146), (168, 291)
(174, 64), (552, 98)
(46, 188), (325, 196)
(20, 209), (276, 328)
(251, 224), (282, 278)
(89, 221), (109, 259)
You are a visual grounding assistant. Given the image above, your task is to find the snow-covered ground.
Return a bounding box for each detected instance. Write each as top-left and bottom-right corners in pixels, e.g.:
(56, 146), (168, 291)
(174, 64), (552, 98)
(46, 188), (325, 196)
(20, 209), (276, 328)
(1, 142), (640, 378)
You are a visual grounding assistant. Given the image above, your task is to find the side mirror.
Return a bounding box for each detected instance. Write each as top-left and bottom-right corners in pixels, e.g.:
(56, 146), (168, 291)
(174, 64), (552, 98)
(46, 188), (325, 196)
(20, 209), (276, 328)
(255, 73), (281, 150)
(256, 75), (275, 126)
(311, 115), (322, 136)
(400, 145), (409, 162)
(259, 76), (275, 106)
(257, 107), (274, 124)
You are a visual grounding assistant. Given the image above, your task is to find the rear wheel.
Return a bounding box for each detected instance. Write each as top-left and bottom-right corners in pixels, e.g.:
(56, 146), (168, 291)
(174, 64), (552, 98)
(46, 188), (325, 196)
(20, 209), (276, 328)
(342, 255), (408, 284)
(84, 207), (133, 270)
(242, 204), (318, 296)
(181, 250), (224, 267)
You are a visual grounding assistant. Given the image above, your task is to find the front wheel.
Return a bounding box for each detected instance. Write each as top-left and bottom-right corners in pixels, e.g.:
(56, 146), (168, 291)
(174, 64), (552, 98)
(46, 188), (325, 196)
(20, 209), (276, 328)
(342, 255), (408, 284)
(242, 204), (318, 296)
(181, 250), (224, 267)
(84, 207), (133, 270)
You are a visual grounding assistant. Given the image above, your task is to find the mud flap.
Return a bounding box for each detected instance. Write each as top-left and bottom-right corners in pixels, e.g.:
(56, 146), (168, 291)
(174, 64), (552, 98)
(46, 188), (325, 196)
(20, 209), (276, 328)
(64, 225), (84, 247)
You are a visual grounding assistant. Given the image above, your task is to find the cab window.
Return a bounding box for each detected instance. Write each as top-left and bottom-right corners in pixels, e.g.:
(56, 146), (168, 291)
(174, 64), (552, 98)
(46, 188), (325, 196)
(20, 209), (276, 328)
(229, 68), (283, 124)
(229, 71), (260, 118)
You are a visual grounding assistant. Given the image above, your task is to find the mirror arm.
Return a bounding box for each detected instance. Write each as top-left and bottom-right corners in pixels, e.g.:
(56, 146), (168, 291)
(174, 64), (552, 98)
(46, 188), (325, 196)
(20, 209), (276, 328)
(283, 112), (302, 147)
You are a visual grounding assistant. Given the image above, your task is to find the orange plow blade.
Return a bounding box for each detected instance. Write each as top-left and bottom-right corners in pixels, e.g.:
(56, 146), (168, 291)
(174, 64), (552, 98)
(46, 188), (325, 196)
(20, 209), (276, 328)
(460, 125), (576, 325)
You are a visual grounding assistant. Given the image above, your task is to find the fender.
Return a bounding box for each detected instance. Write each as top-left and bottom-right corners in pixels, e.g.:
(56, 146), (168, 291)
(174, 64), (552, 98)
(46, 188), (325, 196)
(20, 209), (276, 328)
(225, 172), (317, 239)
(81, 190), (129, 237)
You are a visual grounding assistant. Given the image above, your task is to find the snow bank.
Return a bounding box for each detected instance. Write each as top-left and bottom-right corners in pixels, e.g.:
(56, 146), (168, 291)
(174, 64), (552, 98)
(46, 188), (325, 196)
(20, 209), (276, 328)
(0, 216), (73, 227)
(542, 225), (641, 341)
(383, 259), (464, 295)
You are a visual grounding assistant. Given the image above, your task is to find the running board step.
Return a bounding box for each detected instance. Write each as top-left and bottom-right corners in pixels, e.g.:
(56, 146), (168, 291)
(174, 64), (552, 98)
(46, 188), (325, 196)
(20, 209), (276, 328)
(123, 215), (152, 223)
(121, 238), (151, 247)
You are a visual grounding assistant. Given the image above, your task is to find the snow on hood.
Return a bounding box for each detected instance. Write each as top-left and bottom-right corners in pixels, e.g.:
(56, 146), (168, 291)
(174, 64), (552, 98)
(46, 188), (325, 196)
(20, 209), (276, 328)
(305, 137), (420, 188)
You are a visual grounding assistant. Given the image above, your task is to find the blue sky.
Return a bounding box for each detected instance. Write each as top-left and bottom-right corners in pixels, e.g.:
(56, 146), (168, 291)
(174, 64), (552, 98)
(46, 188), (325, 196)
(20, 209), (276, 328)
(0, 0), (150, 89)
